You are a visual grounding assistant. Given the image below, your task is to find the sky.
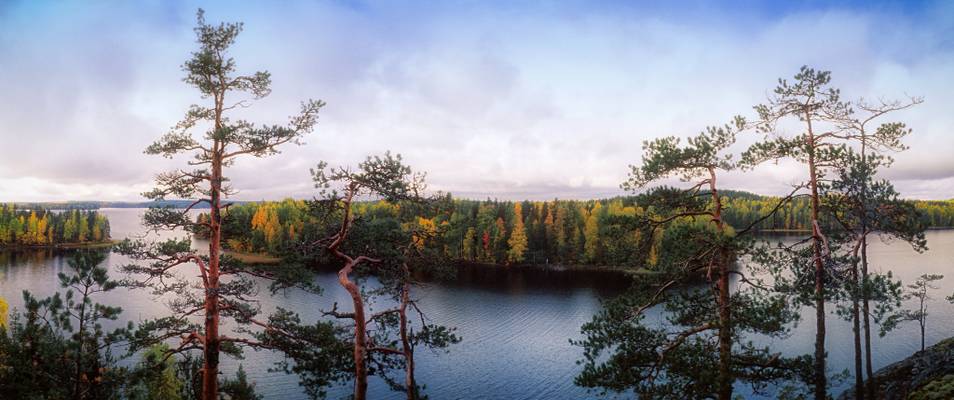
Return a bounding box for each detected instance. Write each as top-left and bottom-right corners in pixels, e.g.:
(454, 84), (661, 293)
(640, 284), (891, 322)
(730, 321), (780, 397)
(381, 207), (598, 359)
(0, 0), (952, 202)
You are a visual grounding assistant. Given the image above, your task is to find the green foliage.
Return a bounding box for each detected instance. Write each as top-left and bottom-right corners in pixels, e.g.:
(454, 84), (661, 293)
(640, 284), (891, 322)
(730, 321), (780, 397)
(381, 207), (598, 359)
(204, 190), (954, 268)
(220, 365), (262, 400)
(573, 112), (812, 399)
(126, 344), (183, 400)
(252, 309), (352, 399)
(882, 274), (944, 348)
(573, 273), (811, 398)
(117, 9), (326, 400)
(910, 373), (954, 400)
(0, 204), (110, 246)
(0, 250), (132, 399)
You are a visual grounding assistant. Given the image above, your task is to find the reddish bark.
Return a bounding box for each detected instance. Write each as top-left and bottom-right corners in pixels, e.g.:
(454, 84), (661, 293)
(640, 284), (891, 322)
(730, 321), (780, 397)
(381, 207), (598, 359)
(326, 187), (378, 400)
(202, 155), (223, 400)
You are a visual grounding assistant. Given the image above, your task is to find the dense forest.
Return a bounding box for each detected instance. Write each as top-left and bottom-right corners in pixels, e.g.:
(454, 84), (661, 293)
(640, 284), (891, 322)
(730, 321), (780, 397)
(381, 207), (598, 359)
(201, 192), (954, 267)
(0, 204), (110, 247)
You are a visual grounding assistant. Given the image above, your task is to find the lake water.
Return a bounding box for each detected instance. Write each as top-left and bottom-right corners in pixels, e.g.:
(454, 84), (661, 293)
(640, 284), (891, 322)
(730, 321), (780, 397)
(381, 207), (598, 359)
(0, 208), (952, 399)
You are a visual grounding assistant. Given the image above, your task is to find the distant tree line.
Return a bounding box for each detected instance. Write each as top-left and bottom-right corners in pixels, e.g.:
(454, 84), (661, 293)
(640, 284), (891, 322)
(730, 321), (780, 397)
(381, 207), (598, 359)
(199, 191), (954, 267)
(15, 199), (251, 210)
(0, 204), (110, 247)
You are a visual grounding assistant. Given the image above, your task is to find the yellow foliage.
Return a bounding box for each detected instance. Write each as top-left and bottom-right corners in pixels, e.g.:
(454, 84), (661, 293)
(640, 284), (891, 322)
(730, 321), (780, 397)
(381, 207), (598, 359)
(507, 203), (528, 263)
(251, 205), (282, 248)
(583, 202), (601, 262)
(413, 217), (437, 250)
(0, 296), (7, 328)
(227, 238), (251, 253)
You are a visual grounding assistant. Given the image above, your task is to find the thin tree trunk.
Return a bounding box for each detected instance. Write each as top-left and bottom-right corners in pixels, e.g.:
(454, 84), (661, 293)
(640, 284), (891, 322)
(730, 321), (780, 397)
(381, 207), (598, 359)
(400, 281), (416, 400)
(861, 237), (875, 398)
(920, 296), (926, 352)
(806, 113), (827, 400)
(717, 256), (732, 400)
(859, 131), (875, 398)
(920, 321), (925, 352)
(851, 257), (864, 400)
(73, 286), (89, 400)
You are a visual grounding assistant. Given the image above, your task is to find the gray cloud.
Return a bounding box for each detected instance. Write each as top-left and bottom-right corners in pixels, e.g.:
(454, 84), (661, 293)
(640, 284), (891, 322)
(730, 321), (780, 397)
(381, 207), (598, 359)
(0, 1), (952, 202)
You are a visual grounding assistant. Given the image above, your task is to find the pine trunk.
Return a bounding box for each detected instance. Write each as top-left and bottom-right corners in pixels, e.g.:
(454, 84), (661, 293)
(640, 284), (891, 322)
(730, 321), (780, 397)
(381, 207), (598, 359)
(202, 152), (224, 400)
(851, 258), (864, 400)
(807, 114), (827, 400)
(710, 170), (733, 400)
(401, 281), (416, 400)
(340, 263), (368, 400)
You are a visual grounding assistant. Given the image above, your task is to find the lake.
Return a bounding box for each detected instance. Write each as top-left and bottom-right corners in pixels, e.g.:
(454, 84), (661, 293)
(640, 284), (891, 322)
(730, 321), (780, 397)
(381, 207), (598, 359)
(1, 208), (952, 399)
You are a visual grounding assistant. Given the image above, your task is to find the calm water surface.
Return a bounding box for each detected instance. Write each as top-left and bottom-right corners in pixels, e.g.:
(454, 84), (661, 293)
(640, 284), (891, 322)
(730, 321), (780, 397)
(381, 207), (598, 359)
(1, 208), (952, 399)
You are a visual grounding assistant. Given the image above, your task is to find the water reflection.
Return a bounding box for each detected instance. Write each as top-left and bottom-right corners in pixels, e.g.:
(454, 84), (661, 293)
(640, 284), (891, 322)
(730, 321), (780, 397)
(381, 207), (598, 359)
(0, 209), (951, 399)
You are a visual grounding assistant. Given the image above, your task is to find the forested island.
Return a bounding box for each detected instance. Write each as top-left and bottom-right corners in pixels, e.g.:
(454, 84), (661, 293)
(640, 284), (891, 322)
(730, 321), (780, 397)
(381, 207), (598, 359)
(197, 193), (954, 268)
(0, 204), (110, 248)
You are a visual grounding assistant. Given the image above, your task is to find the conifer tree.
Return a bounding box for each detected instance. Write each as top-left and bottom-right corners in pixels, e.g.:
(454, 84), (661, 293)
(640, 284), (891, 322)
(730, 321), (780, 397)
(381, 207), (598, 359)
(116, 9), (323, 400)
(507, 202), (528, 264)
(305, 153), (458, 400)
(576, 118), (807, 399)
(743, 66), (854, 399)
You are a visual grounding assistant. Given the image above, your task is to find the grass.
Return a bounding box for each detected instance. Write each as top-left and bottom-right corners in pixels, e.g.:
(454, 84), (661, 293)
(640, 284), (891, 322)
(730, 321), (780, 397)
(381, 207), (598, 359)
(910, 373), (954, 400)
(223, 250), (282, 265)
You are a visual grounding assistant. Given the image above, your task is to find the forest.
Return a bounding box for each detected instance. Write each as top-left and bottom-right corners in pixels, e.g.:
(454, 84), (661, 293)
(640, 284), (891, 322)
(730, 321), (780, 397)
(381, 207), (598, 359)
(200, 193), (954, 268)
(2, 9), (953, 400)
(0, 204), (110, 247)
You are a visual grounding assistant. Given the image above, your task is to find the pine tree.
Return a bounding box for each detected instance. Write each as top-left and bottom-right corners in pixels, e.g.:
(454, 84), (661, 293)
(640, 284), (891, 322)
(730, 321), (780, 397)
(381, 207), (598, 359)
(115, 9), (323, 400)
(743, 67), (853, 398)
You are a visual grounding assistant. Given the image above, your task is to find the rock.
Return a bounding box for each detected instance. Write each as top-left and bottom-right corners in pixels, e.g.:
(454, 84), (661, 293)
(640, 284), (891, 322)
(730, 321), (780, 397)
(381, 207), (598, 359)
(838, 337), (954, 400)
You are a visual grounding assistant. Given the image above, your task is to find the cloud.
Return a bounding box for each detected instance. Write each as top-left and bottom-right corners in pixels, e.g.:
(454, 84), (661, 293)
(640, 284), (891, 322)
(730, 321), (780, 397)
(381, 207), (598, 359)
(0, 0), (951, 201)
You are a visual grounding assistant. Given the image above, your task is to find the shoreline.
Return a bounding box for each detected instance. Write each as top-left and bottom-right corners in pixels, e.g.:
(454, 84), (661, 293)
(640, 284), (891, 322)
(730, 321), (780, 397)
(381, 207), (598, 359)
(453, 260), (656, 276)
(223, 250), (283, 264)
(0, 240), (118, 251)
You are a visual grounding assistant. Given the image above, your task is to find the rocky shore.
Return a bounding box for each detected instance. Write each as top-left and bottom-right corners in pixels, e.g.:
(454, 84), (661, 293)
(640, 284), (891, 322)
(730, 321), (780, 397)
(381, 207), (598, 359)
(839, 337), (954, 399)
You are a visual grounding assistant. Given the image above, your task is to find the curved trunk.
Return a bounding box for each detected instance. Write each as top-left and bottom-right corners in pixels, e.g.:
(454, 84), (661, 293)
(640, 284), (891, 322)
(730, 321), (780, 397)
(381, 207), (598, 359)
(339, 262), (368, 400)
